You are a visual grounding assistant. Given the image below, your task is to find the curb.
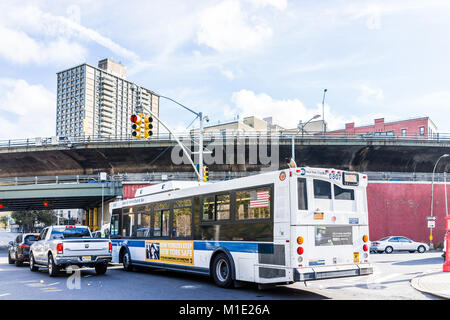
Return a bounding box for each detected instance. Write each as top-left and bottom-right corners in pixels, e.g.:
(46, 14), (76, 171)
(410, 272), (450, 300)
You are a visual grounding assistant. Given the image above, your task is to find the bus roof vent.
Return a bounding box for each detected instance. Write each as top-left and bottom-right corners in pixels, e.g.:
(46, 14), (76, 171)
(135, 181), (200, 197)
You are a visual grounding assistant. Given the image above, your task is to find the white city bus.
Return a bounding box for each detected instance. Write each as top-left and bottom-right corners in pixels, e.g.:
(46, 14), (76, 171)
(109, 167), (373, 288)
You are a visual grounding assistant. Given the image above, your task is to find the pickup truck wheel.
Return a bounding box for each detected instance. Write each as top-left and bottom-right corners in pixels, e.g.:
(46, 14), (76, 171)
(48, 254), (60, 277)
(29, 253), (38, 272)
(95, 263), (108, 275)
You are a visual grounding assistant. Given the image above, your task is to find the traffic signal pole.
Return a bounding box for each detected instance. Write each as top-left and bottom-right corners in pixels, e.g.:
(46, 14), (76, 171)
(143, 108), (202, 182)
(157, 95), (207, 183)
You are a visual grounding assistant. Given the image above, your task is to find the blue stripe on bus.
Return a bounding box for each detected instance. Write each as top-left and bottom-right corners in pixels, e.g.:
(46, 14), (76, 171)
(194, 241), (260, 253)
(111, 239), (269, 253)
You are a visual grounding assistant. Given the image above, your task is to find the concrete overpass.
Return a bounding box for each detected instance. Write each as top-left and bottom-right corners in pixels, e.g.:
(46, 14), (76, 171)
(0, 134), (448, 178)
(0, 179), (122, 212)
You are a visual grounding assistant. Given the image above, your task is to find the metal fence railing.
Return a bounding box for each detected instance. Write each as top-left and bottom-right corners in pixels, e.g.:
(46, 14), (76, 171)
(0, 171), (447, 187)
(0, 131), (449, 149)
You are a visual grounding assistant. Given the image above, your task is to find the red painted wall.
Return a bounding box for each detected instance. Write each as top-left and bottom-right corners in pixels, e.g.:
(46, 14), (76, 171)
(367, 182), (449, 247)
(122, 184), (152, 200)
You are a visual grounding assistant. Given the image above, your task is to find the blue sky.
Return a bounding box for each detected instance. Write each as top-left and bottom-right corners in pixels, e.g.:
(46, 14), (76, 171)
(0, 0), (449, 139)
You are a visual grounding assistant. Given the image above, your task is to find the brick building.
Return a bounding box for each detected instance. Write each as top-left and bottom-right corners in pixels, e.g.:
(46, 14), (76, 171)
(325, 117), (438, 138)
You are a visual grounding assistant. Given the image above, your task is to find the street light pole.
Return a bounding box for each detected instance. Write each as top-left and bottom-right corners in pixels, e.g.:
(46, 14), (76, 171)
(430, 153), (449, 249)
(291, 114), (320, 162)
(322, 89), (327, 135)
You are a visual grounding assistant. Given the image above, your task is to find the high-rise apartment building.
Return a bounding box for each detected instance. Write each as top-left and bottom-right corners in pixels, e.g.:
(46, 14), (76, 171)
(56, 58), (159, 138)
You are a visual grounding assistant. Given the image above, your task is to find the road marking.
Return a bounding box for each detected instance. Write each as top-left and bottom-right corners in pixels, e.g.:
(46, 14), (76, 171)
(46, 282), (60, 286)
(0, 293), (11, 297)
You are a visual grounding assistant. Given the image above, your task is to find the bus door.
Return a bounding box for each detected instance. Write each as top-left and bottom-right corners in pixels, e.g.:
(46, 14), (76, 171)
(110, 213), (121, 262)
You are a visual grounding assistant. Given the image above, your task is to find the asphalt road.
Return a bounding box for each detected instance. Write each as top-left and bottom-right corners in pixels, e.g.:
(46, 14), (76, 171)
(0, 231), (444, 300)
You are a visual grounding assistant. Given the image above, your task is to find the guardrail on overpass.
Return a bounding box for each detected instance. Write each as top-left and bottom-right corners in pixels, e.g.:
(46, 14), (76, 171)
(0, 171), (448, 187)
(1, 131), (450, 150)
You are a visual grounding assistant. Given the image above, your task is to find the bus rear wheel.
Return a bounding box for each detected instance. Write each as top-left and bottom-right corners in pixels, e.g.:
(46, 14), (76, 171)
(212, 253), (233, 288)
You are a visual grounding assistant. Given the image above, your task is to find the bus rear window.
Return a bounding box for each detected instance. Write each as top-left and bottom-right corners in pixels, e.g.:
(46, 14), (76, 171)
(313, 180), (331, 199)
(334, 185), (355, 200)
(297, 178), (308, 210)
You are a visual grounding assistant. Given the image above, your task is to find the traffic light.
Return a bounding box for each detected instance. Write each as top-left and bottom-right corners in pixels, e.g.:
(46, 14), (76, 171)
(202, 166), (209, 182)
(43, 201), (53, 208)
(144, 116), (154, 139)
(130, 114), (142, 139)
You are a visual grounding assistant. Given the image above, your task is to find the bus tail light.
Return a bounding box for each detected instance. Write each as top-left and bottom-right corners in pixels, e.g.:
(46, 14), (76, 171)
(363, 235), (369, 242)
(297, 236), (304, 245)
(363, 244), (368, 252)
(109, 242), (112, 253)
(297, 247), (304, 255)
(57, 243), (63, 254)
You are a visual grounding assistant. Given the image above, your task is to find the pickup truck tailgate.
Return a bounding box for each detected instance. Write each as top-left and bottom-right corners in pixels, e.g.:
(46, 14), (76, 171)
(62, 239), (110, 256)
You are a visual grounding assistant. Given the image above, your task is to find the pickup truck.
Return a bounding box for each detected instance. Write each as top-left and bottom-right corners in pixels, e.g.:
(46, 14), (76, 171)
(29, 225), (112, 277)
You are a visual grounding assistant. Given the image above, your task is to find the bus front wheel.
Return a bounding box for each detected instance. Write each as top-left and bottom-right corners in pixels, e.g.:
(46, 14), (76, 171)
(122, 250), (133, 272)
(212, 253), (234, 288)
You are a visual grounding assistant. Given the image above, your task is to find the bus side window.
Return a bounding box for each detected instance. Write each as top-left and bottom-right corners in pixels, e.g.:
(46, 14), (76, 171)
(297, 178), (308, 210)
(202, 195), (215, 221)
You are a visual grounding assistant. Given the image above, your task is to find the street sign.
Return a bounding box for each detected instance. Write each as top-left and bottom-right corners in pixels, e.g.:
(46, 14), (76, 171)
(426, 216), (437, 221)
(428, 221), (436, 228)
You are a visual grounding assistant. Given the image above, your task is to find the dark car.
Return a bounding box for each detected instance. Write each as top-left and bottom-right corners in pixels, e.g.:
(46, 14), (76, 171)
(8, 233), (40, 266)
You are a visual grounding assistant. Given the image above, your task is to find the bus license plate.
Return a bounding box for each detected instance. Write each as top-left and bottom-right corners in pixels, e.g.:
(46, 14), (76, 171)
(82, 256), (91, 262)
(353, 252), (359, 263)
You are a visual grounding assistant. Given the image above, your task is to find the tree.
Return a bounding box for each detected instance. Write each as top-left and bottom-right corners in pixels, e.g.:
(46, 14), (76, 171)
(0, 216), (8, 229)
(11, 210), (57, 232)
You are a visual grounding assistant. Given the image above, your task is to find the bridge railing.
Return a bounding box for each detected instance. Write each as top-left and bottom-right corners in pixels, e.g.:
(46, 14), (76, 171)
(0, 131), (450, 149)
(0, 171), (448, 187)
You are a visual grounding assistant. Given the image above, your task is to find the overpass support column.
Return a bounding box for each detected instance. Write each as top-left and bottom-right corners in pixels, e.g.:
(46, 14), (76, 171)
(93, 208), (98, 231)
(84, 210), (89, 227)
(88, 209), (93, 230)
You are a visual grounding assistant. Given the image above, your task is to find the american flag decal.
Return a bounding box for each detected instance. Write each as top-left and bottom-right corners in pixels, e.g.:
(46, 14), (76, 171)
(249, 190), (270, 208)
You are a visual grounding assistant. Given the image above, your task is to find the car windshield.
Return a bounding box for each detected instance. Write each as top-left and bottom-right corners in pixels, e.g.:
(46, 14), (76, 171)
(51, 227), (91, 239)
(378, 237), (390, 241)
(24, 235), (39, 244)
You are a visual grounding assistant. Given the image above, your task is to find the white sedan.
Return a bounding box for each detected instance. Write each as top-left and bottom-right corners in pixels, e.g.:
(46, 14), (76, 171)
(370, 236), (429, 254)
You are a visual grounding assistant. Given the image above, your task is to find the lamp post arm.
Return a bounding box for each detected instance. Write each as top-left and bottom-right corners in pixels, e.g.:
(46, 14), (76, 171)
(146, 108), (202, 182)
(158, 95), (200, 117)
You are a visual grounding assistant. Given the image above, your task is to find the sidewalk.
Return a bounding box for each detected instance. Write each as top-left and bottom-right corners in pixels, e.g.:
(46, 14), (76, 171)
(411, 270), (450, 299)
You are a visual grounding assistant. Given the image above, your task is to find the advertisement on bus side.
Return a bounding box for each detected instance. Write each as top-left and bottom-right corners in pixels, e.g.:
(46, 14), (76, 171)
(145, 240), (194, 265)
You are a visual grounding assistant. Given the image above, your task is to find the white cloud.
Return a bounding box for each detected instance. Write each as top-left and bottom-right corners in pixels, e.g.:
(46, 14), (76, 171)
(0, 25), (87, 66)
(0, 78), (55, 139)
(196, 0), (273, 52)
(357, 85), (384, 104)
(229, 89), (382, 131)
(246, 0), (288, 11)
(0, 3), (139, 65)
